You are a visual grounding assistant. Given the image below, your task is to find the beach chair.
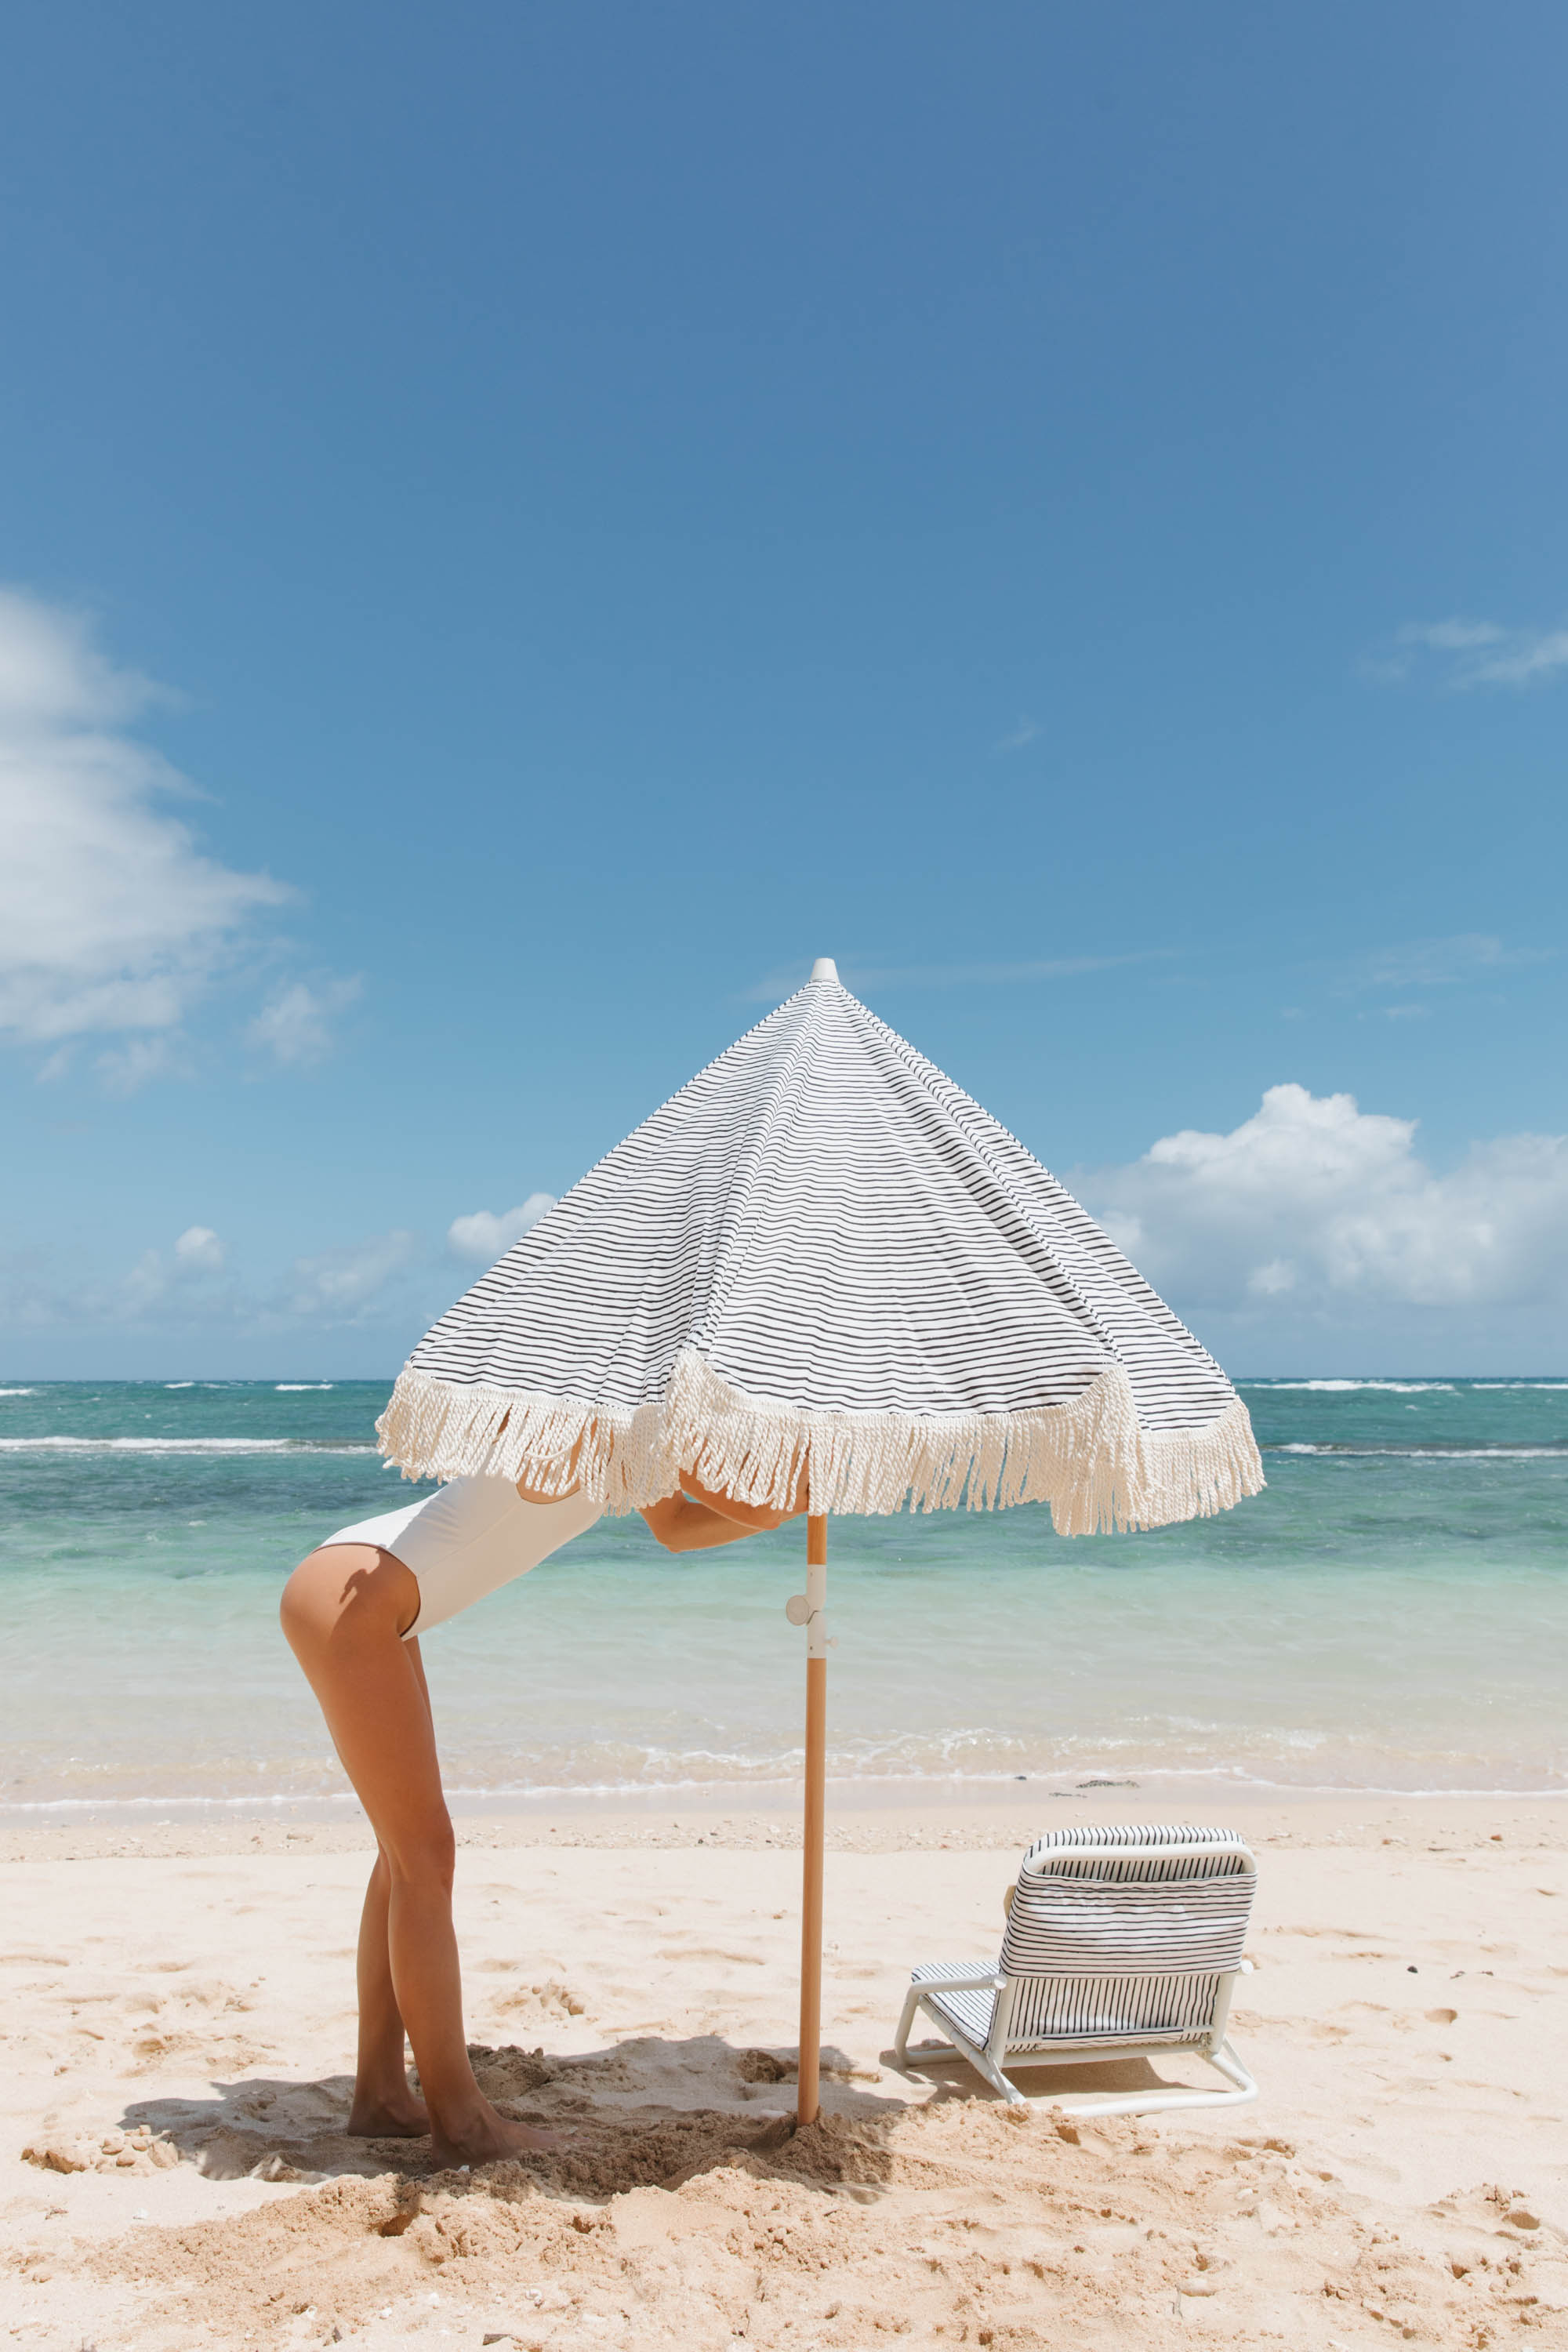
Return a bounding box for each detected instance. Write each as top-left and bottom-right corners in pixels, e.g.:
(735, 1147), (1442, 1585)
(891, 1823), (1258, 2116)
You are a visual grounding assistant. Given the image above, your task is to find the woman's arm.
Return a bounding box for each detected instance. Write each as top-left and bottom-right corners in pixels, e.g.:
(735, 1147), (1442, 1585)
(640, 1461), (809, 1554)
(638, 1494), (764, 1552)
(509, 1414), (804, 1553)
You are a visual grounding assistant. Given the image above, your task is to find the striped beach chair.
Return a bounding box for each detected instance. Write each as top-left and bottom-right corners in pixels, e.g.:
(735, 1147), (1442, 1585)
(891, 1824), (1258, 2115)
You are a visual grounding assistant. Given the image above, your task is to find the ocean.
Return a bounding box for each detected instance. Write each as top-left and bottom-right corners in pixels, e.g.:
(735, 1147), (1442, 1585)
(2, 1377), (1564, 1818)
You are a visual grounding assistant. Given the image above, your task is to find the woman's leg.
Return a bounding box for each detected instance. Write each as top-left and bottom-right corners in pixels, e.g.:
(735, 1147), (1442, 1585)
(347, 1641), (442, 2132)
(280, 1544), (553, 2165)
(348, 1846), (426, 2133)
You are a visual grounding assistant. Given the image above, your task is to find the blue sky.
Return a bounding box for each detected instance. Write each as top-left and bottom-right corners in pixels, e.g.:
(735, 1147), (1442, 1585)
(3, 1), (1565, 1377)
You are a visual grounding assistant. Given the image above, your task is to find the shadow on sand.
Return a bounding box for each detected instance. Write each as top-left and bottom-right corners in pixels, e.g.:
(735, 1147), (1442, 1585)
(116, 2026), (1218, 2210)
(118, 2032), (909, 2197)
(888, 2042), (1227, 2109)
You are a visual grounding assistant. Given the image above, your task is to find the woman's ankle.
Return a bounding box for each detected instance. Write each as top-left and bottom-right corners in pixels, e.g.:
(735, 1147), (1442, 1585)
(348, 2065), (427, 2125)
(425, 2087), (491, 2141)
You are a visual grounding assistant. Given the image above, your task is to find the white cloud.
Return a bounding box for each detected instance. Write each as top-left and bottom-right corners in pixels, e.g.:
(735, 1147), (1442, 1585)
(1401, 619), (1504, 654)
(0, 588), (289, 1047)
(175, 1225), (225, 1272)
(247, 975), (363, 1068)
(273, 1230), (423, 1324)
(1247, 1258), (1297, 1297)
(447, 1195), (556, 1261)
(1376, 615), (1568, 690)
(995, 717), (1040, 753)
(0, 588), (164, 724)
(96, 1034), (192, 1095)
(1083, 1083), (1568, 1316)
(49, 1225), (236, 1323)
(4, 1189), (557, 1344)
(2, 1219), (434, 1338)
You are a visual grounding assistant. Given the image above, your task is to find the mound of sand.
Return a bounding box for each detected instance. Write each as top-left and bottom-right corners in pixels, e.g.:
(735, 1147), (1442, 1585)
(13, 2038), (1560, 2347)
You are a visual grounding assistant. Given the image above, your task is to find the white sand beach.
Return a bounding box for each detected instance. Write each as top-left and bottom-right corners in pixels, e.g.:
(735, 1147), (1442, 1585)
(2, 1796), (1564, 2348)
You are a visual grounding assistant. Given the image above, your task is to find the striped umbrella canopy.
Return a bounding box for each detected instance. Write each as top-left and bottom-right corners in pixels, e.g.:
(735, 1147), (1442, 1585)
(379, 959), (1263, 2118)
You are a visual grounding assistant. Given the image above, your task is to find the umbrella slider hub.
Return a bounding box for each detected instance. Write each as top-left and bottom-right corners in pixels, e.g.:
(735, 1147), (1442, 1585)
(784, 1592), (835, 1655)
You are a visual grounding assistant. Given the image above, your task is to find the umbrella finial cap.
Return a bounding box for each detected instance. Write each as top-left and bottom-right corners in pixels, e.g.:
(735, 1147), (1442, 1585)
(810, 957), (839, 983)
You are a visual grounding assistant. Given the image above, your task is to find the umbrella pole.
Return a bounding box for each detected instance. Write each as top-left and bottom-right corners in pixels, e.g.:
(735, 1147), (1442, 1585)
(797, 1512), (828, 2126)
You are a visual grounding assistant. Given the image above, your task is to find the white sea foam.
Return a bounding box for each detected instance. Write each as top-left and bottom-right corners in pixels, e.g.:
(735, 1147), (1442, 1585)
(276, 1383), (334, 1391)
(0, 1436), (376, 1454)
(1276, 1442), (1567, 1458)
(1250, 1379), (1459, 1393)
(1472, 1381), (1568, 1390)
(5, 1763), (1564, 1817)
(0, 1388), (37, 1396)
(165, 1381), (194, 1388)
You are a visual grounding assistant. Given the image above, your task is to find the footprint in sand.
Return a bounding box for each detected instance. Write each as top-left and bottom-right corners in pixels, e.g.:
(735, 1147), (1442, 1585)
(488, 1978), (588, 2023)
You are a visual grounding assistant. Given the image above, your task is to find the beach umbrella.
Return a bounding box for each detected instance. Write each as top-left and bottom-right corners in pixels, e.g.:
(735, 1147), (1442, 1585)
(379, 959), (1263, 2122)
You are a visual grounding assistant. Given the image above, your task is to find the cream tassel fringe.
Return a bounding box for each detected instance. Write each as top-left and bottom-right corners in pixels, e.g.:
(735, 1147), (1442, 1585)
(376, 1352), (1264, 1536)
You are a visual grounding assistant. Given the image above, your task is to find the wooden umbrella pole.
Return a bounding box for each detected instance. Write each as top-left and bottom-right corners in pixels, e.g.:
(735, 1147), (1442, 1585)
(797, 1512), (828, 2126)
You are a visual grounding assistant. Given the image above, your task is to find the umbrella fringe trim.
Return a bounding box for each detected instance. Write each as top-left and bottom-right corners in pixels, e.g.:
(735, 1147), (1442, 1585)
(376, 1355), (1263, 1534)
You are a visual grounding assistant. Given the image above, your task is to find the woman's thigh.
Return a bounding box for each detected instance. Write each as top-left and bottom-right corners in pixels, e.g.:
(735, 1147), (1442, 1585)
(281, 1546), (449, 1866)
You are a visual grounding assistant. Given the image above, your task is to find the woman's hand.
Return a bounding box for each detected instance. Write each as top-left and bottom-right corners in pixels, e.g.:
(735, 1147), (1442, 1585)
(514, 1425), (590, 1506)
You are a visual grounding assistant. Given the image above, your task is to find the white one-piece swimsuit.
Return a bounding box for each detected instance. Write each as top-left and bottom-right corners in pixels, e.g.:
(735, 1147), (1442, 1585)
(319, 1476), (603, 1639)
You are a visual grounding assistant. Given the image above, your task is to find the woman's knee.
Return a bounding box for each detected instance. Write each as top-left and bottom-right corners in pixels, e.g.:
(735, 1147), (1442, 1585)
(383, 1815), (456, 1892)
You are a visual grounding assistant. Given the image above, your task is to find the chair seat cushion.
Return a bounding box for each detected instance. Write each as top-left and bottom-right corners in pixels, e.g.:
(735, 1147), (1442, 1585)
(914, 1961), (1223, 2053)
(911, 1963), (997, 2051)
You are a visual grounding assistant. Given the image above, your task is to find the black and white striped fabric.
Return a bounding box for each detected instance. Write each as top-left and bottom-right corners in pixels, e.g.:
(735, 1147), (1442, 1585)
(918, 1824), (1255, 2053)
(913, 1964), (1226, 2052)
(379, 964), (1263, 1530)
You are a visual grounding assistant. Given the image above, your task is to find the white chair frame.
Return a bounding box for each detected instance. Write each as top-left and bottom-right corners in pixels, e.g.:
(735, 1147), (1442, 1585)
(891, 1835), (1258, 2118)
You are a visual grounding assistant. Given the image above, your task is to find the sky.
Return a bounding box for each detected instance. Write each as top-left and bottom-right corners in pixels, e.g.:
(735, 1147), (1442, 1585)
(2, 0), (1566, 1378)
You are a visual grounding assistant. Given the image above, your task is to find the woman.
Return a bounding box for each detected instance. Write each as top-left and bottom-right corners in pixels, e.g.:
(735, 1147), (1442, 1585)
(281, 1454), (803, 2168)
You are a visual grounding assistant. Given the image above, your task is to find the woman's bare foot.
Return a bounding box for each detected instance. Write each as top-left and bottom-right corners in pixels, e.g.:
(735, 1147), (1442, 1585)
(347, 2091), (430, 2139)
(430, 2101), (563, 2169)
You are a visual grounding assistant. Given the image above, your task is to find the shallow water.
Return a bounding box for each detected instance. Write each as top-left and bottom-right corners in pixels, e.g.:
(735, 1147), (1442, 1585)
(1, 1377), (1563, 1813)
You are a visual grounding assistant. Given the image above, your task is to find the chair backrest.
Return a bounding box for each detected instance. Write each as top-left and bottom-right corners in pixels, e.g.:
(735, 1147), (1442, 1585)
(997, 1823), (1255, 2045)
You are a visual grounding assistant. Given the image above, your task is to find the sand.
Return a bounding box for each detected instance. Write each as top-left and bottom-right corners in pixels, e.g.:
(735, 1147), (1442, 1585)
(2, 1798), (1564, 2348)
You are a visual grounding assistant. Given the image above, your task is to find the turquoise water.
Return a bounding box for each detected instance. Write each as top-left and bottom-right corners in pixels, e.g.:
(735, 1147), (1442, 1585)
(2, 1377), (1564, 1813)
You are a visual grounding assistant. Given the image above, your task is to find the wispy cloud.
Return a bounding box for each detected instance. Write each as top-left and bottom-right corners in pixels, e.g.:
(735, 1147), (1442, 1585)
(269, 1229), (423, 1325)
(96, 1033), (194, 1095)
(0, 587), (288, 1050)
(247, 975), (363, 1068)
(1368, 615), (1568, 690)
(0, 585), (358, 1086)
(2, 1188), (557, 1336)
(994, 716), (1039, 753)
(1361, 933), (1509, 989)
(1247, 934), (1548, 1036)
(742, 951), (1174, 1003)
(5, 1221), (240, 1329)
(1347, 933), (1548, 993)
